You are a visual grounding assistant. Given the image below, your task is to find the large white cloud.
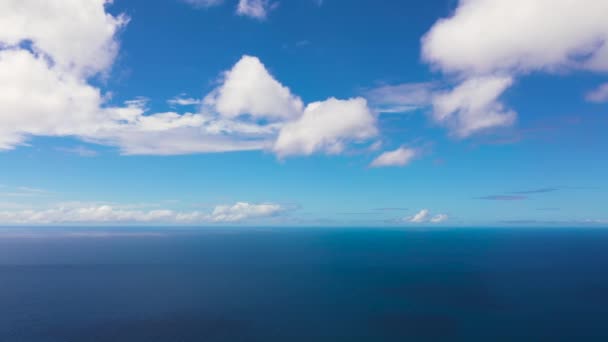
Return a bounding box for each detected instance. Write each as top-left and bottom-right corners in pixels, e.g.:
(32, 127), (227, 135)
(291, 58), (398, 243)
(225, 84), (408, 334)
(422, 0), (608, 74)
(0, 0), (127, 76)
(0, 202), (285, 224)
(0, 48), (125, 149)
(273, 97), (377, 157)
(204, 55), (303, 120)
(421, 0), (608, 136)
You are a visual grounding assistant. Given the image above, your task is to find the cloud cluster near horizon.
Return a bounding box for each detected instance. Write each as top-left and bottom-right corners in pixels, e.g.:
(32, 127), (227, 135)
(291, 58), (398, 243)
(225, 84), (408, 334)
(0, 202), (285, 225)
(405, 209), (448, 224)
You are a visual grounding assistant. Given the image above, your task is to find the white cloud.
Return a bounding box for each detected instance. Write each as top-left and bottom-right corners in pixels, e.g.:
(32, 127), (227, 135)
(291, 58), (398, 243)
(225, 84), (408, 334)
(0, 205), (175, 224)
(370, 147), (417, 168)
(421, 0), (608, 137)
(209, 202), (284, 222)
(586, 83), (608, 103)
(204, 55), (303, 120)
(422, 0), (608, 75)
(273, 97), (377, 157)
(0, 48), (114, 149)
(406, 209), (448, 224)
(432, 76), (516, 137)
(0, 0), (128, 76)
(236, 0), (275, 20)
(430, 214), (448, 223)
(0, 202), (285, 224)
(90, 110), (276, 155)
(408, 209), (430, 223)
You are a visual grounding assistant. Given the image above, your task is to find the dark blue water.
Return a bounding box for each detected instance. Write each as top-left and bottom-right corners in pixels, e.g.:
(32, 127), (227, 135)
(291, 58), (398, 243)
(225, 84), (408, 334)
(1, 228), (607, 341)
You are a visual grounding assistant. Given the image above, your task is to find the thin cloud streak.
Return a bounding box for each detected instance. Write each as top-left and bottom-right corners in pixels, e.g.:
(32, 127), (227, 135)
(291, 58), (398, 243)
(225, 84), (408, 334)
(476, 195), (527, 201)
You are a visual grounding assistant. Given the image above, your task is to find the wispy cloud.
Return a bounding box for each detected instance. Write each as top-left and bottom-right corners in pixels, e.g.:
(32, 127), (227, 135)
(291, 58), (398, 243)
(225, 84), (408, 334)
(476, 195), (527, 201)
(0, 186), (49, 198)
(477, 187), (559, 201)
(501, 219), (608, 226)
(374, 207), (408, 211)
(586, 83), (608, 103)
(511, 188), (559, 194)
(364, 82), (436, 114)
(182, 0), (225, 8)
(168, 94), (202, 106)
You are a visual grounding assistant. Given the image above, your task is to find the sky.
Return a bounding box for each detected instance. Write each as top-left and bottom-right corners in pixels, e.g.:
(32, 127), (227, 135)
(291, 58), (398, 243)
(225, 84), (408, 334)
(0, 0), (606, 227)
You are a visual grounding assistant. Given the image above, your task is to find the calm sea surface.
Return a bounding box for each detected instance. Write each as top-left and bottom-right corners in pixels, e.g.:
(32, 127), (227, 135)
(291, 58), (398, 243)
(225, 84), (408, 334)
(1, 228), (607, 341)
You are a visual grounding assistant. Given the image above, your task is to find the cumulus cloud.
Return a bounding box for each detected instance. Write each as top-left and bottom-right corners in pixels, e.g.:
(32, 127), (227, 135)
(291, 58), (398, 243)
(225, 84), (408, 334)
(370, 147), (417, 168)
(406, 209), (448, 224)
(0, 202), (285, 225)
(204, 55), (303, 120)
(421, 0), (608, 136)
(236, 0), (274, 20)
(422, 0), (608, 74)
(586, 83), (608, 103)
(0, 0), (128, 76)
(273, 98), (377, 157)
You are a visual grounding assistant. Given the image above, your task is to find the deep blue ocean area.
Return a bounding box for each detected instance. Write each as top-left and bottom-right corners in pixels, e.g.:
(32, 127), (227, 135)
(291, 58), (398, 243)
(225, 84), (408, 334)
(1, 228), (607, 341)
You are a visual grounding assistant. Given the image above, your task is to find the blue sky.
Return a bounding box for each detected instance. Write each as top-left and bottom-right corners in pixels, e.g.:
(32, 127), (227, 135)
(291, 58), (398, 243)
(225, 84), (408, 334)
(0, 0), (606, 227)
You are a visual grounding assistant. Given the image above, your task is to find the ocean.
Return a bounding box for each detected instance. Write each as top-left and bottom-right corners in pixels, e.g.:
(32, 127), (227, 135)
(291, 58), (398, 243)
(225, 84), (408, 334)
(1, 228), (607, 341)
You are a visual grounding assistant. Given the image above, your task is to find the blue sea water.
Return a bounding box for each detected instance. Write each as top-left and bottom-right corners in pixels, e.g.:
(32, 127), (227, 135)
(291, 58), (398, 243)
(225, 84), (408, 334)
(1, 228), (607, 341)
